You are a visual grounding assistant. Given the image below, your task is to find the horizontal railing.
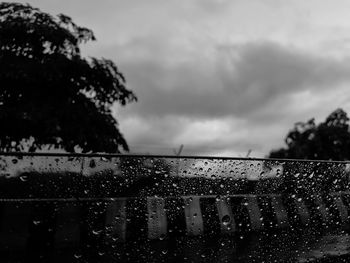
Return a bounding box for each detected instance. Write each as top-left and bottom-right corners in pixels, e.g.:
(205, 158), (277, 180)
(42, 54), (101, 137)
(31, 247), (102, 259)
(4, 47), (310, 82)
(0, 153), (349, 247)
(0, 153), (349, 197)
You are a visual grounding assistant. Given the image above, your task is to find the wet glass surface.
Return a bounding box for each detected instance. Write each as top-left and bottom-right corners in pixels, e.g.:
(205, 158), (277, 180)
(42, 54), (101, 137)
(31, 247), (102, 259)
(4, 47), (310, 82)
(0, 154), (349, 262)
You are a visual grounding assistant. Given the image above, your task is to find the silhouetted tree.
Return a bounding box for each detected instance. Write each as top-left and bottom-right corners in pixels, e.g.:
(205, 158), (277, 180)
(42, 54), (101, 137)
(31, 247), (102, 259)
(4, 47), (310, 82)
(270, 108), (350, 194)
(0, 2), (136, 153)
(270, 108), (350, 160)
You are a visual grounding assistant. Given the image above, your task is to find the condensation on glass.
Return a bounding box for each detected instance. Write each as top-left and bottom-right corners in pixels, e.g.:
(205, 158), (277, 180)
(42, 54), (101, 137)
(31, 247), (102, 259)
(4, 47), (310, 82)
(0, 154), (349, 262)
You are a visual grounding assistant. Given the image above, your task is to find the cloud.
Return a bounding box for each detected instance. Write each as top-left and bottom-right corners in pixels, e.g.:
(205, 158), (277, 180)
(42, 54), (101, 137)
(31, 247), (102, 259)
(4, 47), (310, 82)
(112, 41), (350, 156)
(117, 41), (350, 121)
(118, 114), (288, 157)
(15, 0), (350, 156)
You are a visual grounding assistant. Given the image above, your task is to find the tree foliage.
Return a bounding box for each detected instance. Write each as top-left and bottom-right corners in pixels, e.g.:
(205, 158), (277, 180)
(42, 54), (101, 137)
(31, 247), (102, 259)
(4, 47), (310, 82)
(269, 109), (350, 195)
(269, 108), (350, 160)
(0, 2), (136, 152)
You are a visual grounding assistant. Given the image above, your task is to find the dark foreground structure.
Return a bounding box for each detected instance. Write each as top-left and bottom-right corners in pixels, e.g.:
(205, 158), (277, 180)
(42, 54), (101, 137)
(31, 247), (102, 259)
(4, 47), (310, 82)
(0, 153), (349, 262)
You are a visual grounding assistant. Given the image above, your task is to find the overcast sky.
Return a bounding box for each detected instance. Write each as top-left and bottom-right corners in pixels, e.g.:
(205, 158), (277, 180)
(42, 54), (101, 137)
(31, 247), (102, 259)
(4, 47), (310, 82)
(18, 0), (350, 157)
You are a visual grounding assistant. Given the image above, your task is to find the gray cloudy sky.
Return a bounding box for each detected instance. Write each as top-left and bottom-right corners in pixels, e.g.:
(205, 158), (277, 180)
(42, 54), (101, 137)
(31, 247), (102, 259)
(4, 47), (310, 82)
(19, 0), (350, 156)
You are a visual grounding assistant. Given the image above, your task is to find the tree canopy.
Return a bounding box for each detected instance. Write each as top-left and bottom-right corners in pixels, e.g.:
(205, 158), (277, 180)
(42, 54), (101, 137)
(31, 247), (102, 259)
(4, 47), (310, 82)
(0, 2), (136, 153)
(269, 108), (350, 160)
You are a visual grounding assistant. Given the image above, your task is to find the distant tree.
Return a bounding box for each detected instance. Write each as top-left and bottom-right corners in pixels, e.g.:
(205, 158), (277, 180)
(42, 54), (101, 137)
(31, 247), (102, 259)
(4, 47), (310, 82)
(0, 2), (136, 153)
(269, 108), (350, 195)
(269, 108), (350, 160)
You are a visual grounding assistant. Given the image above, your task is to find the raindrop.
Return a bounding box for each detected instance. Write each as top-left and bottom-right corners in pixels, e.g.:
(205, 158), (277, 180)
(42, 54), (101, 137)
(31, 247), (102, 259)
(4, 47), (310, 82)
(74, 253), (82, 259)
(92, 229), (102, 235)
(222, 215), (231, 225)
(19, 176), (27, 182)
(33, 220), (41, 226)
(89, 160), (96, 168)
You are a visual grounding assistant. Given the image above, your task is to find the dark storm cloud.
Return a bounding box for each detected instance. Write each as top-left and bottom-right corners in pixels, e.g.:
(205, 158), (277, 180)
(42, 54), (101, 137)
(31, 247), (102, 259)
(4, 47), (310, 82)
(119, 42), (350, 122)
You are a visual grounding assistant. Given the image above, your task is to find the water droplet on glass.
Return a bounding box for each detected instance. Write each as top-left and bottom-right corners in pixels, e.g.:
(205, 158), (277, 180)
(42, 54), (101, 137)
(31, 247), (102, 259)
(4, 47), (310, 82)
(19, 176), (27, 182)
(33, 220), (41, 225)
(92, 229), (102, 235)
(74, 253), (82, 259)
(89, 160), (96, 168)
(222, 215), (231, 226)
